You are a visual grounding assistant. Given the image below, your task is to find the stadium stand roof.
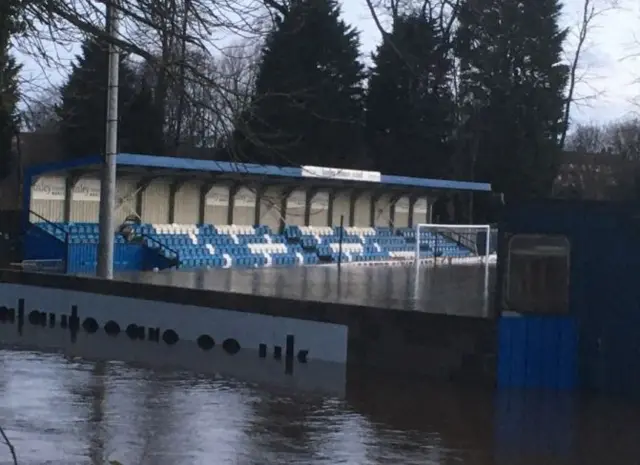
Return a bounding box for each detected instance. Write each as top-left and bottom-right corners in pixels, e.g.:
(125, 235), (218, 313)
(25, 153), (492, 192)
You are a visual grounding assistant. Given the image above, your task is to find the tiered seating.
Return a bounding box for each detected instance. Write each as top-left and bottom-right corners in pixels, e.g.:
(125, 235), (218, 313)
(37, 222), (126, 244)
(354, 227), (415, 260)
(398, 228), (472, 258)
(286, 225), (472, 262)
(286, 225), (377, 262)
(32, 222), (149, 273)
(31, 221), (476, 271)
(143, 223), (319, 269)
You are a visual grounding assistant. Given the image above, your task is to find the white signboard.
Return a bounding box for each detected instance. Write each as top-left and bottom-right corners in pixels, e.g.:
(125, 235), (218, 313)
(287, 190), (306, 209)
(414, 198), (428, 213)
(0, 282), (350, 366)
(395, 197), (410, 213)
(32, 176), (65, 201)
(235, 187), (256, 207)
(302, 165), (381, 183)
(72, 178), (101, 202)
(205, 186), (230, 207)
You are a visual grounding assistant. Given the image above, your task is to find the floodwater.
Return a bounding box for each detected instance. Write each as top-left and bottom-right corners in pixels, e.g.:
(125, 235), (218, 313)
(116, 263), (495, 317)
(1, 265), (639, 464)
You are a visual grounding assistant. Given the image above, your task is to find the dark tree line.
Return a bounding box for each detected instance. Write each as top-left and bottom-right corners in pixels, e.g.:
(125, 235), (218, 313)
(235, 0), (569, 216)
(556, 118), (640, 200)
(7, 0), (572, 216)
(0, 0), (22, 180)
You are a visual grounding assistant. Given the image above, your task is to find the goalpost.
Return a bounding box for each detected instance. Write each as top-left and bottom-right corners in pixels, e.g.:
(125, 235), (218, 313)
(415, 222), (493, 271)
(412, 223), (495, 317)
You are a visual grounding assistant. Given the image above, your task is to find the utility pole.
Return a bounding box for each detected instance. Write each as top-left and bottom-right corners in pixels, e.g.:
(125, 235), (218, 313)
(96, 0), (120, 278)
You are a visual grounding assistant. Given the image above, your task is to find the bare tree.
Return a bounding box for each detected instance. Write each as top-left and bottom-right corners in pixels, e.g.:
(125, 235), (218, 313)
(605, 118), (640, 161)
(14, 0), (274, 159)
(0, 425), (17, 465)
(566, 118), (640, 158)
(560, 0), (619, 148)
(167, 38), (260, 152)
(21, 85), (60, 133)
(565, 121), (607, 153)
(561, 118), (640, 199)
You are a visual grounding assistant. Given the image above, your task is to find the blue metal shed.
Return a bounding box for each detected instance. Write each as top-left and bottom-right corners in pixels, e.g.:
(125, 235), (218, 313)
(497, 199), (640, 396)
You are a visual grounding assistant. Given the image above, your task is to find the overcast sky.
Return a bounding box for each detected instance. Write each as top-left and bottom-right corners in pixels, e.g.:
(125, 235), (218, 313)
(17, 0), (640, 125)
(341, 0), (640, 124)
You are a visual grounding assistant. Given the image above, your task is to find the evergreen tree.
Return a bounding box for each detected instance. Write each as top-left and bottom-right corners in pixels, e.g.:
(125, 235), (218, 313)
(0, 0), (22, 179)
(455, 0), (568, 203)
(234, 0), (366, 168)
(57, 39), (165, 158)
(365, 12), (455, 178)
(122, 77), (165, 155)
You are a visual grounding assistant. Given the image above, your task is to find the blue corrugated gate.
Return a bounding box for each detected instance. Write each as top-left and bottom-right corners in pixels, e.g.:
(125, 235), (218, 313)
(498, 314), (577, 389)
(497, 199), (640, 396)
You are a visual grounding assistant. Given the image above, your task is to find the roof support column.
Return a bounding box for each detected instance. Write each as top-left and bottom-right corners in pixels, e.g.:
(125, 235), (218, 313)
(349, 190), (362, 227)
(135, 177), (154, 222)
(168, 179), (188, 224)
(428, 195), (435, 224)
(198, 179), (216, 225)
(304, 187), (319, 226)
(388, 193), (403, 229)
(254, 184), (267, 226)
(408, 194), (418, 228)
(63, 172), (82, 222)
(227, 183), (241, 225)
(370, 191), (383, 227)
(327, 190), (336, 227)
(279, 186), (296, 233)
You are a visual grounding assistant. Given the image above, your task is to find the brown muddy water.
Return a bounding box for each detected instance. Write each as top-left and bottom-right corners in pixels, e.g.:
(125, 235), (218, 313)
(0, 265), (638, 464)
(115, 263), (494, 317)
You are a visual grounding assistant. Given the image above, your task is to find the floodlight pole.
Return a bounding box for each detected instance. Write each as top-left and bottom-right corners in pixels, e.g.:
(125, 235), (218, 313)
(97, 0), (120, 279)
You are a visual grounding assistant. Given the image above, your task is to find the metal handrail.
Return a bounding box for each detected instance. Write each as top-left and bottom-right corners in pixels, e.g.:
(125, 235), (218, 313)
(27, 210), (70, 242)
(131, 231), (181, 265)
(27, 210), (70, 273)
(27, 215), (181, 270)
(441, 230), (477, 253)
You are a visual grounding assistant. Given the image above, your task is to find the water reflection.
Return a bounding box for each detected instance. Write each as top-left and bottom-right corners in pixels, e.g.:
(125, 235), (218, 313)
(494, 391), (574, 465)
(116, 264), (495, 317)
(1, 327), (640, 464)
(2, 263), (639, 464)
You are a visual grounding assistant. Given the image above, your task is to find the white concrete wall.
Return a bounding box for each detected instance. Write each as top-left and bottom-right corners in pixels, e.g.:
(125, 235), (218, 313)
(204, 184), (230, 225)
(331, 192), (350, 226)
(373, 194), (393, 227)
(394, 196), (410, 228)
(353, 192), (372, 227)
(115, 177), (139, 224)
(30, 172), (439, 232)
(308, 191), (330, 227)
(259, 187), (284, 231)
(141, 179), (171, 223)
(174, 181), (200, 224)
(285, 189), (306, 226)
(413, 197), (429, 225)
(0, 322), (345, 396)
(30, 175), (65, 222)
(232, 186), (256, 225)
(69, 176), (101, 222)
(0, 283), (349, 366)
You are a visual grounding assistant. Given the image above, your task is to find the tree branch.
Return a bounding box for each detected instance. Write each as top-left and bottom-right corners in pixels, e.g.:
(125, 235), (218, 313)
(0, 425), (18, 465)
(560, 0), (619, 148)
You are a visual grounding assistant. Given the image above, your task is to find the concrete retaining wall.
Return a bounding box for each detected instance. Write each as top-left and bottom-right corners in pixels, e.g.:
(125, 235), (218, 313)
(0, 270), (496, 384)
